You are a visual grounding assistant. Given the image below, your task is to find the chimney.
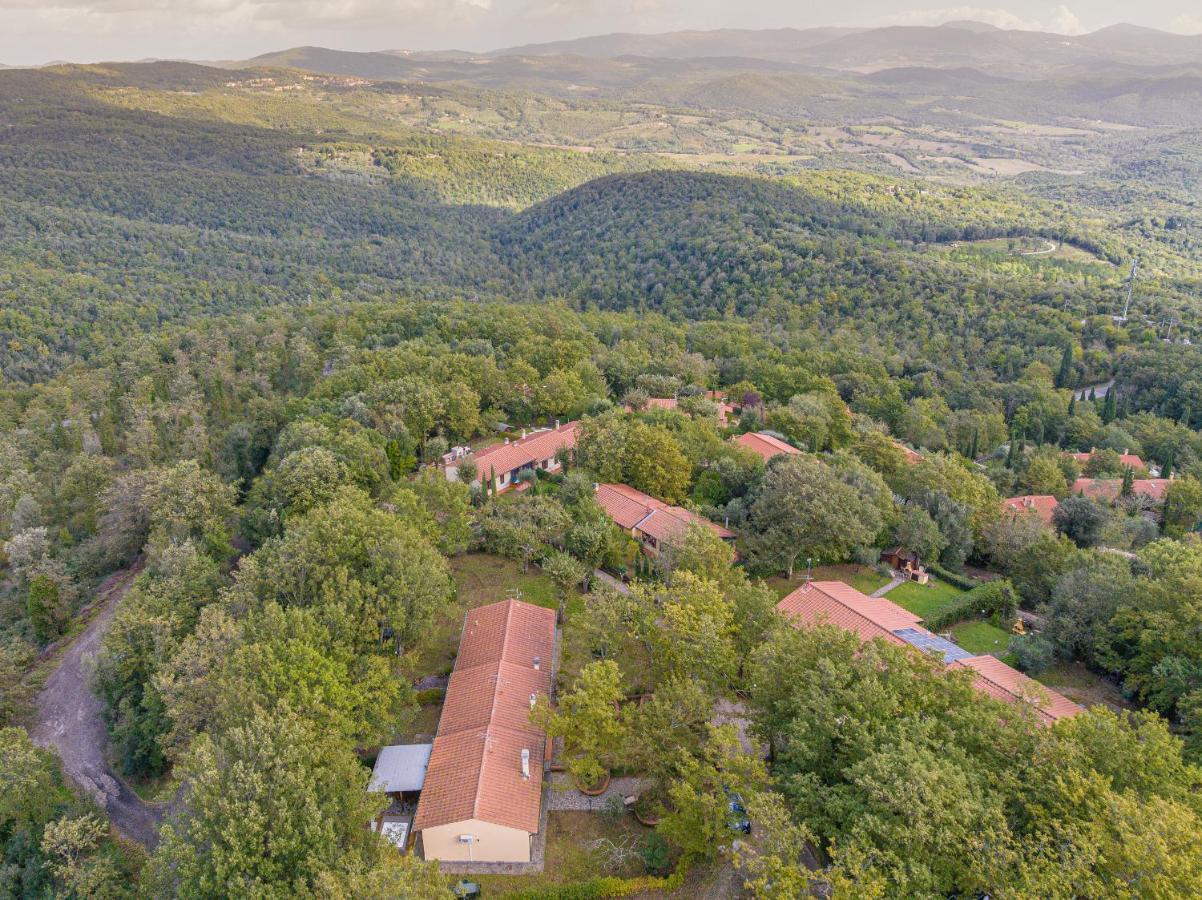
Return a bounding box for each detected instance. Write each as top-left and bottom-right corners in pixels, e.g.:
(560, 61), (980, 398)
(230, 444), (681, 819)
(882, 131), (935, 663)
(555, 419), (560, 429)
(504, 438), (510, 445)
(532, 656), (541, 671)
(521, 429), (527, 439)
(521, 748), (530, 779)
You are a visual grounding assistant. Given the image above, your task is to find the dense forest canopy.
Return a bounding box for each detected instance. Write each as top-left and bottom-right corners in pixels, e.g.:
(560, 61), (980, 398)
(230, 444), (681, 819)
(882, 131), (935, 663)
(4, 31), (1202, 897)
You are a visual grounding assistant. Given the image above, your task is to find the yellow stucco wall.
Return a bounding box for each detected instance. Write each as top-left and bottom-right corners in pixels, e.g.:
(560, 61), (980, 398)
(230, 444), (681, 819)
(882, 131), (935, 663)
(419, 819), (532, 863)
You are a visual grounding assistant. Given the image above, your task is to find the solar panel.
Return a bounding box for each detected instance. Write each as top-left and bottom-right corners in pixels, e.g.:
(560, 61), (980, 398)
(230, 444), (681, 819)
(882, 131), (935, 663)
(894, 627), (974, 663)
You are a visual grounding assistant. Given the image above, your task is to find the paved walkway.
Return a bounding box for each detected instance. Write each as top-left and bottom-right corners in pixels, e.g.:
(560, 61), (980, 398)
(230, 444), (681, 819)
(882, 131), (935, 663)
(547, 773), (650, 811)
(871, 573), (905, 597)
(32, 561), (168, 848)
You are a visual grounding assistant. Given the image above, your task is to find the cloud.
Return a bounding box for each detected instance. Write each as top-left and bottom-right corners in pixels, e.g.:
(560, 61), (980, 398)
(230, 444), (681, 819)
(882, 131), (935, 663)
(883, 4), (1085, 34)
(1171, 14), (1202, 35)
(1, 0), (494, 30)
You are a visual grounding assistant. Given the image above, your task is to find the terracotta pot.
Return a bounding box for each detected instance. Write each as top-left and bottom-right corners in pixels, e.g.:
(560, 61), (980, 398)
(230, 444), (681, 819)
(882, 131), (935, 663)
(576, 773), (611, 796)
(634, 808), (661, 827)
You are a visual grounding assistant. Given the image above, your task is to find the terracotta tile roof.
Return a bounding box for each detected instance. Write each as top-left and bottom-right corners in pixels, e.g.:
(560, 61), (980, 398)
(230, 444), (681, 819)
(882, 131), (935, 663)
(635, 397), (735, 426)
(1003, 495), (1059, 526)
(776, 582), (910, 647)
(1068, 451), (1145, 470)
(594, 483), (734, 543)
(951, 655), (1081, 725)
(734, 432), (800, 462)
(777, 581), (1081, 726)
(1071, 477), (1171, 503)
(470, 422), (579, 479)
(413, 599), (555, 835)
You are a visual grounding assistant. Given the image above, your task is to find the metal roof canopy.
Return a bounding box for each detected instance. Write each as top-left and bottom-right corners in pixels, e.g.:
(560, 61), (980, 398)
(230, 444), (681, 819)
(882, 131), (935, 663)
(371, 743), (433, 793)
(894, 627), (974, 663)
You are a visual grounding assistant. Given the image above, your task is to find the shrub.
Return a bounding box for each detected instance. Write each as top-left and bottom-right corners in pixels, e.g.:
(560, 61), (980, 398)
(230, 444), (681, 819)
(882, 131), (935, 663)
(1009, 633), (1056, 674)
(640, 833), (671, 875)
(924, 580), (1019, 631)
(415, 687), (445, 705)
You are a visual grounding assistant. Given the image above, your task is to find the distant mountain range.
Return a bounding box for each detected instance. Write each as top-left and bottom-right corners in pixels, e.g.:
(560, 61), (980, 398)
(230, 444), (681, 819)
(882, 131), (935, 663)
(242, 22), (1202, 81)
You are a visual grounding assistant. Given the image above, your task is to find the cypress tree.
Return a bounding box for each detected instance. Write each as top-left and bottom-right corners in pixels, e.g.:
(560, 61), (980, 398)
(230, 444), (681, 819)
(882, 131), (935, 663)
(1102, 390), (1117, 424)
(1121, 466), (1135, 498)
(1056, 344), (1074, 389)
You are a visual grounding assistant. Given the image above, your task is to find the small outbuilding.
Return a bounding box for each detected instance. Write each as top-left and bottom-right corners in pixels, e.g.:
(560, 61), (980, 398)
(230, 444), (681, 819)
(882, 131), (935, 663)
(370, 743), (433, 797)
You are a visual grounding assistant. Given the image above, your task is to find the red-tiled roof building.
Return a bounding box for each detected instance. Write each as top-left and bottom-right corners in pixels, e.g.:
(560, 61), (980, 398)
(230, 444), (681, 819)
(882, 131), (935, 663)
(1002, 495), (1060, 526)
(1071, 477), (1171, 504)
(776, 581), (1080, 726)
(453, 422), (579, 495)
(1067, 450), (1146, 471)
(413, 599), (556, 863)
(595, 483), (734, 556)
(734, 432), (800, 463)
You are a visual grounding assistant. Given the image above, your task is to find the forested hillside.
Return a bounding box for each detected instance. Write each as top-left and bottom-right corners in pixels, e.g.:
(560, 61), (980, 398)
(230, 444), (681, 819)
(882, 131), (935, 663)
(4, 46), (1202, 898)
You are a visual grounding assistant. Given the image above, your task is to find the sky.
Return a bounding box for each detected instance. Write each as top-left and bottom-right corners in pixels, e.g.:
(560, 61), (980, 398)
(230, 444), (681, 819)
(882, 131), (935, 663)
(1, 1), (1200, 67)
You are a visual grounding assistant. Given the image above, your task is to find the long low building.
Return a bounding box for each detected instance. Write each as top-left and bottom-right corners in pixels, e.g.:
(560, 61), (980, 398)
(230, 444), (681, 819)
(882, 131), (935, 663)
(777, 581), (1080, 725)
(413, 598), (556, 863)
(446, 421), (579, 495)
(594, 482), (734, 556)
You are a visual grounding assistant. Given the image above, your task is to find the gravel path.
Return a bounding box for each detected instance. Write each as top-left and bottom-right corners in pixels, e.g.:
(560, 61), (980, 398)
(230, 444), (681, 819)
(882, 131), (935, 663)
(546, 773), (650, 811)
(31, 561), (167, 848)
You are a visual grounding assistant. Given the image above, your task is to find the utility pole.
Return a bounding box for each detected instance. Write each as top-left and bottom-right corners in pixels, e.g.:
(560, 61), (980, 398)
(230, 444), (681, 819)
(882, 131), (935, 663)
(1118, 257), (1139, 321)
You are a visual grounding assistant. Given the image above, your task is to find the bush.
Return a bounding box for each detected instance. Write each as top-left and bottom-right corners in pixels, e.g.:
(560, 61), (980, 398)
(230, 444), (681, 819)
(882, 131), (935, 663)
(1009, 633), (1056, 674)
(415, 687), (445, 705)
(924, 579), (1019, 631)
(926, 563), (978, 591)
(640, 833), (671, 875)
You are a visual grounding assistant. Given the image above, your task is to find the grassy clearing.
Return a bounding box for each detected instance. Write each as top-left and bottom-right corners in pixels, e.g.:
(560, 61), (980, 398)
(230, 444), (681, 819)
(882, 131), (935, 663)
(1036, 661), (1133, 712)
(886, 577), (965, 619)
(412, 553), (581, 680)
(766, 564), (892, 599)
(950, 620), (1013, 660)
(475, 811), (659, 895)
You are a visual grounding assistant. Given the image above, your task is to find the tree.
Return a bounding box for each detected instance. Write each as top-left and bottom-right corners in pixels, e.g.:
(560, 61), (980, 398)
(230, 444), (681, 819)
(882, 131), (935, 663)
(1041, 554), (1133, 665)
(240, 488), (452, 653)
(1021, 453), (1069, 497)
(747, 454), (881, 578)
(405, 468), (472, 556)
(0, 641), (35, 726)
(576, 414), (692, 504)
(143, 460), (238, 560)
(1055, 344), (1075, 389)
(540, 550), (588, 621)
(1164, 475), (1202, 536)
(478, 494), (570, 572)
(658, 724), (768, 863)
(146, 707), (385, 899)
(894, 505), (946, 563)
(625, 678), (712, 791)
(26, 574), (66, 643)
(640, 572), (737, 689)
(1052, 496), (1110, 548)
(538, 660), (626, 788)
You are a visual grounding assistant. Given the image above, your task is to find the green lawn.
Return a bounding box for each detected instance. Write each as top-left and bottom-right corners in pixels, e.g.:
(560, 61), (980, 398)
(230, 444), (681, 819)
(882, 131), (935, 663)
(886, 577), (965, 620)
(412, 553), (580, 679)
(950, 620), (1013, 660)
(767, 564), (892, 599)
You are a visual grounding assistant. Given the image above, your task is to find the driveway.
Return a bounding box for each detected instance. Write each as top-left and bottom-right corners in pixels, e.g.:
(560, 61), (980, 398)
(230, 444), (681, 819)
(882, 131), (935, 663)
(31, 562), (167, 848)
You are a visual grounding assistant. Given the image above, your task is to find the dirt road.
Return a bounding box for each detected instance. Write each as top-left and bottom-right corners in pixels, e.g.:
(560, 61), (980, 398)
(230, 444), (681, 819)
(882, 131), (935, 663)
(31, 562), (166, 848)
